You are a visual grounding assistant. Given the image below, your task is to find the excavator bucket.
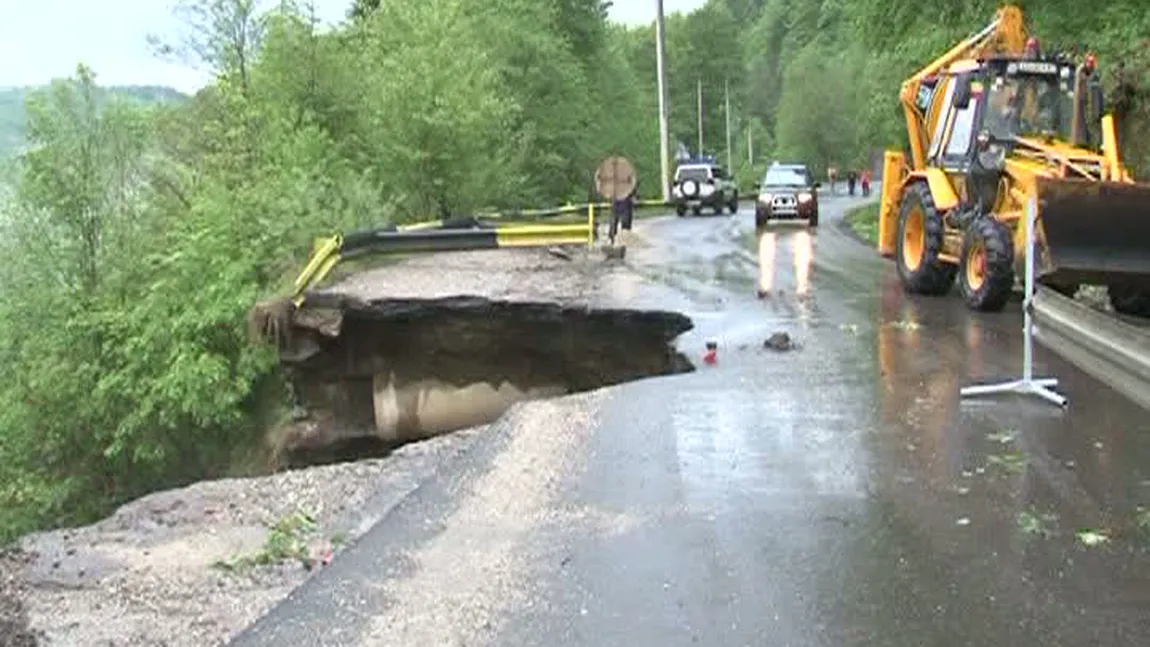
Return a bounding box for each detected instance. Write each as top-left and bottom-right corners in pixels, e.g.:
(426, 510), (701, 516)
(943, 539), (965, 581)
(1036, 177), (1150, 288)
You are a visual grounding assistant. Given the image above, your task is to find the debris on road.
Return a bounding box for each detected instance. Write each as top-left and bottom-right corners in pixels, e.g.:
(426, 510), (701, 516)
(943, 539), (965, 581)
(602, 245), (627, 260)
(987, 429), (1017, 445)
(763, 332), (797, 351)
(1076, 529), (1111, 547)
(884, 319), (922, 331)
(547, 247), (573, 260)
(1017, 509), (1059, 539)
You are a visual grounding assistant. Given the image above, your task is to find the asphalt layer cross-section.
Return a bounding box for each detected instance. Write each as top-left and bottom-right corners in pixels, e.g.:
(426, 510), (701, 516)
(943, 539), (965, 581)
(230, 191), (1150, 646)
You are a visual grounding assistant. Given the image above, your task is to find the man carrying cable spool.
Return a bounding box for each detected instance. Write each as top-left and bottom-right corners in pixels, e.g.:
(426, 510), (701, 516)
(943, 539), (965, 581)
(594, 155), (637, 246)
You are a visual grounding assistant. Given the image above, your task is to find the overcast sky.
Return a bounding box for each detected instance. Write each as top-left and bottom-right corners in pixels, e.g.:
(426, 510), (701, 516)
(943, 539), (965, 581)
(0, 0), (707, 94)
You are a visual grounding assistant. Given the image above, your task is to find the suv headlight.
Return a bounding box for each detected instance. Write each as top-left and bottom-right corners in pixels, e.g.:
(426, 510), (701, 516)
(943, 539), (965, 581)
(758, 193), (773, 203)
(798, 192), (812, 203)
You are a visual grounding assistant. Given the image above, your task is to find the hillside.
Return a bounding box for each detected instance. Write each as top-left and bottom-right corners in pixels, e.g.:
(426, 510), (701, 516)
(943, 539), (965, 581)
(0, 85), (186, 158)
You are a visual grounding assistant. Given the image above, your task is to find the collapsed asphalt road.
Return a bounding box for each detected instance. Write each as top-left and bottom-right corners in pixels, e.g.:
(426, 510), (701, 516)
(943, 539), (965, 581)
(232, 193), (1150, 646)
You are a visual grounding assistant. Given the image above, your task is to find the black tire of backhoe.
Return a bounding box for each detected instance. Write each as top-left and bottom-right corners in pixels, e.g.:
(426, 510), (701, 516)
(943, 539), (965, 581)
(896, 182), (955, 295)
(1108, 285), (1150, 318)
(959, 217), (1015, 312)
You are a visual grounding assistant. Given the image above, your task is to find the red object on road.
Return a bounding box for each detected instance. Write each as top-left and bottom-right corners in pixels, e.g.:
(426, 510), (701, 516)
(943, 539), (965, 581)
(703, 340), (718, 365)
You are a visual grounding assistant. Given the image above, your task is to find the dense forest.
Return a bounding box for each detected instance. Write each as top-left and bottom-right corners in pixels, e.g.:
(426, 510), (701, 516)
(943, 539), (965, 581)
(1, 0), (1148, 542)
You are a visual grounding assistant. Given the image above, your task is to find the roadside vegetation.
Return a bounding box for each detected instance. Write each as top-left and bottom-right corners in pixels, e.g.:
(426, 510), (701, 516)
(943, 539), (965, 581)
(845, 204), (880, 245)
(1, 0), (1148, 544)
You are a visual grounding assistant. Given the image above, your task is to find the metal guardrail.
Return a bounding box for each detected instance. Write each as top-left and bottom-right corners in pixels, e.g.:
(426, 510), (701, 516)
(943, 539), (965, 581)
(1032, 286), (1150, 410)
(472, 190), (762, 222)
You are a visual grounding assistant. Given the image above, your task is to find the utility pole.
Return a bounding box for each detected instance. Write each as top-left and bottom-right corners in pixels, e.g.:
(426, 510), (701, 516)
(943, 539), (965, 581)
(655, 0), (671, 201)
(697, 78), (704, 155)
(725, 78), (732, 172)
(747, 127), (753, 166)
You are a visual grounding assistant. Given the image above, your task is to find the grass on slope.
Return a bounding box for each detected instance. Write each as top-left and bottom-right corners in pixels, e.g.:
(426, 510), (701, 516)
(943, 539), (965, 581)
(845, 203), (879, 246)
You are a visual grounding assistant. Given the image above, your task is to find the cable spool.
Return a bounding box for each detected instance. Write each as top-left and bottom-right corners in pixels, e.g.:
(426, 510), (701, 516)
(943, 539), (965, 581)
(594, 155), (637, 200)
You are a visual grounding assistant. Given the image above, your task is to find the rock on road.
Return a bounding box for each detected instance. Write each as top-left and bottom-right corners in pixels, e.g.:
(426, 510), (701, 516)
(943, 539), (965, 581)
(231, 193), (1150, 646)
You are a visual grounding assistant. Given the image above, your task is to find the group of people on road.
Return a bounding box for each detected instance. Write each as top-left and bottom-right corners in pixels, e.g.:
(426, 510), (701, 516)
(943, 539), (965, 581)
(826, 166), (872, 197)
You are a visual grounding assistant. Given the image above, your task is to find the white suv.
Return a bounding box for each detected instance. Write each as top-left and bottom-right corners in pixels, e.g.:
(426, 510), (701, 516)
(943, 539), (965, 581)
(671, 162), (739, 216)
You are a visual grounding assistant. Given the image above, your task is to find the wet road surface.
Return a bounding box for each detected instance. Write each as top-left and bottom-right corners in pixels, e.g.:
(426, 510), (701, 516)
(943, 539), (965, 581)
(232, 193), (1150, 646)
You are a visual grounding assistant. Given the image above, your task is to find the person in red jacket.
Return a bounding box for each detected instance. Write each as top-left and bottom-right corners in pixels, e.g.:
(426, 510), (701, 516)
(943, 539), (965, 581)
(860, 169), (872, 197)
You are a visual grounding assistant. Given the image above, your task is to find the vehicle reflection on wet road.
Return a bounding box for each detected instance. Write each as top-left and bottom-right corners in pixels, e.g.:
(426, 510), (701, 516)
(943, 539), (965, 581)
(757, 226), (815, 300)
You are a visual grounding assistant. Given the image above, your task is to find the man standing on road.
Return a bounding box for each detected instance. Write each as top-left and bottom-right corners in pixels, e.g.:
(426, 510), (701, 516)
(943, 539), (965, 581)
(847, 170), (857, 196)
(609, 184), (636, 244)
(827, 166), (838, 195)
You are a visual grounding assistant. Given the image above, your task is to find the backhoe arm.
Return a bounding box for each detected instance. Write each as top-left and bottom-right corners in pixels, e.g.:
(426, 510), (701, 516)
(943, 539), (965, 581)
(900, 5), (1028, 170)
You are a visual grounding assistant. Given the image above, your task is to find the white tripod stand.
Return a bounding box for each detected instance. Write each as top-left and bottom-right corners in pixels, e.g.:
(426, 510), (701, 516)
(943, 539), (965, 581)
(960, 197), (1068, 407)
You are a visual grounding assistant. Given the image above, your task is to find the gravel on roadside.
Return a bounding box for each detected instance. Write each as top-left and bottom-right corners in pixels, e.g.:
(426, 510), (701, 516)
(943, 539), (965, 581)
(10, 428), (481, 647)
(1, 547), (41, 647)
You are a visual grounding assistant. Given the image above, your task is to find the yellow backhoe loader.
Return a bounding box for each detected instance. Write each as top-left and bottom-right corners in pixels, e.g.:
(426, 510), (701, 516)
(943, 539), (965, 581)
(877, 5), (1150, 316)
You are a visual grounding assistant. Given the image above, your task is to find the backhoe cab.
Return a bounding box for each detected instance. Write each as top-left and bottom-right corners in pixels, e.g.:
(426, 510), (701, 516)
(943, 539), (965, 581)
(878, 5), (1150, 316)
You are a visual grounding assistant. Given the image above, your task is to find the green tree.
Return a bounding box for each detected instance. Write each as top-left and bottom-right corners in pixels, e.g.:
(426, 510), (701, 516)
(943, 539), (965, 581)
(0, 65), (157, 537)
(16, 65), (149, 294)
(773, 45), (858, 175)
